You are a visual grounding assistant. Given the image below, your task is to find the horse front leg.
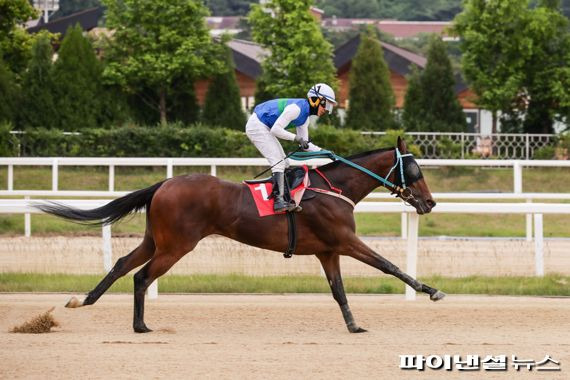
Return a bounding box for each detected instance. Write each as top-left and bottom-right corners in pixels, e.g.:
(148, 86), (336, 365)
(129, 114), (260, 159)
(345, 238), (445, 301)
(317, 253), (366, 333)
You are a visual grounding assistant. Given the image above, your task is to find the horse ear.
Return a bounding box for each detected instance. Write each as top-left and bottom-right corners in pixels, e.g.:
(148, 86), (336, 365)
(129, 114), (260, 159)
(397, 136), (408, 153)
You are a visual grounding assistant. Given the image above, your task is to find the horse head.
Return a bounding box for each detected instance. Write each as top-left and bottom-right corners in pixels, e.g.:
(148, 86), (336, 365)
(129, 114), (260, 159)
(392, 137), (436, 215)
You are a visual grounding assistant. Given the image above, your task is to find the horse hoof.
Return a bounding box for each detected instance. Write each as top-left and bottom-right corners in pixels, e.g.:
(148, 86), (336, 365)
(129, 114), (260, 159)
(430, 291), (446, 301)
(349, 326), (368, 333)
(134, 325), (153, 333)
(65, 296), (83, 308)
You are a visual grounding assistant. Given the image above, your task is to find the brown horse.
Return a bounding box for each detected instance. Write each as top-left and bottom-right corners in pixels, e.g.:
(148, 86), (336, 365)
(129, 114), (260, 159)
(37, 137), (443, 333)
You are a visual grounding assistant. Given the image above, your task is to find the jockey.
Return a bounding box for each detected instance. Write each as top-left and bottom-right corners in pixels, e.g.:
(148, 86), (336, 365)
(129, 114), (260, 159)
(246, 83), (337, 213)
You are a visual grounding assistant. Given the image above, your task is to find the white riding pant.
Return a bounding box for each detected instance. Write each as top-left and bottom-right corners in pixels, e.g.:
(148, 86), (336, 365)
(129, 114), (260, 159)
(246, 113), (290, 173)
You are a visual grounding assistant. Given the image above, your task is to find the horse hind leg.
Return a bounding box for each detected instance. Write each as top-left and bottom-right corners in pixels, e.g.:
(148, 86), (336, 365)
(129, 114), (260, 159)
(317, 253), (366, 333)
(132, 243), (195, 333)
(65, 234), (155, 308)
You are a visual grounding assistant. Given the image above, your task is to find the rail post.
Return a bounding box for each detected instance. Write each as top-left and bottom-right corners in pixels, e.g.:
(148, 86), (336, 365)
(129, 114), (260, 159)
(526, 199), (533, 242)
(108, 165), (115, 192)
(52, 158), (59, 191)
(167, 159), (174, 179)
(405, 212), (419, 301)
(8, 164), (13, 191)
(534, 214), (544, 276)
(147, 280), (158, 299)
(401, 213), (407, 239)
(24, 196), (31, 237)
(102, 224), (112, 272)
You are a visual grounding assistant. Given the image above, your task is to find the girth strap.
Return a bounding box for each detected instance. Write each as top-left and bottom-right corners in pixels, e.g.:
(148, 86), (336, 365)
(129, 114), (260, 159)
(284, 211), (297, 258)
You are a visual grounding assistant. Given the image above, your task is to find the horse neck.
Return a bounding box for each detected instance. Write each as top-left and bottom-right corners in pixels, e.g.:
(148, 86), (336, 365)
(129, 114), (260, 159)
(319, 149), (396, 204)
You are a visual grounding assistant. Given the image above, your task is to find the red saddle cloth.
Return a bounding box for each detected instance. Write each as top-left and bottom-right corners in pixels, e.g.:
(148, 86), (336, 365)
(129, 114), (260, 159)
(245, 165), (309, 217)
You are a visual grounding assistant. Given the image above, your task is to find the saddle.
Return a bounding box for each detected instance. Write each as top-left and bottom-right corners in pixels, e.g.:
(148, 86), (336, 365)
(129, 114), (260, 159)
(244, 167), (310, 259)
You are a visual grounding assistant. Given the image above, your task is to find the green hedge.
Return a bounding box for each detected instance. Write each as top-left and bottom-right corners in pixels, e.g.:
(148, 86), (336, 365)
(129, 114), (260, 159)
(2, 123), (417, 157)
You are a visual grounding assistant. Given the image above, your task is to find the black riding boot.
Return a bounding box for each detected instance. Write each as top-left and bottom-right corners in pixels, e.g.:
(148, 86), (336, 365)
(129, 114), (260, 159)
(273, 172), (296, 213)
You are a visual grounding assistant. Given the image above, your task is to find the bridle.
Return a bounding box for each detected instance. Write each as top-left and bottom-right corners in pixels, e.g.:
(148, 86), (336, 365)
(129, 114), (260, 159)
(289, 148), (420, 204)
(385, 148), (417, 204)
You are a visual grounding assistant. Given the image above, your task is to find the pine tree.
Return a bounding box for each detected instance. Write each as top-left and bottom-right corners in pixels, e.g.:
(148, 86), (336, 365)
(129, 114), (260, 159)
(18, 32), (58, 129)
(346, 27), (395, 130)
(417, 37), (466, 132)
(0, 58), (18, 124)
(202, 44), (246, 129)
(402, 66), (428, 131)
(52, 24), (103, 130)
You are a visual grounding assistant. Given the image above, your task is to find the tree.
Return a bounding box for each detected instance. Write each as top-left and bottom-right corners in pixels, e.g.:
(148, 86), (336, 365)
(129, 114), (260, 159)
(452, 0), (533, 133)
(0, 0), (37, 75)
(403, 36), (466, 132)
(18, 32), (58, 129)
(202, 44), (246, 129)
(402, 66), (427, 131)
(51, 24), (103, 130)
(0, 58), (18, 123)
(103, 0), (224, 125)
(521, 0), (570, 133)
(345, 27), (395, 130)
(248, 0), (337, 103)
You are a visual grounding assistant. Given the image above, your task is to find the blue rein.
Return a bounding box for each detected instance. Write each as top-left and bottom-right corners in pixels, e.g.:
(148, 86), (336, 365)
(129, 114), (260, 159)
(289, 148), (412, 193)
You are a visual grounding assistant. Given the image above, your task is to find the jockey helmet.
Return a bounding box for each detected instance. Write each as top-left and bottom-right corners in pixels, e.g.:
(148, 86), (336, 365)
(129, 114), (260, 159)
(307, 83), (337, 113)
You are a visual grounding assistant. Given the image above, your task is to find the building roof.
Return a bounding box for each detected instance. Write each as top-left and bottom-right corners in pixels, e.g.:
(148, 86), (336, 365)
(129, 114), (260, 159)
(334, 34), (426, 77)
(227, 39), (267, 78)
(377, 20), (452, 39)
(321, 17), (378, 31)
(26, 7), (104, 35)
(321, 18), (453, 40)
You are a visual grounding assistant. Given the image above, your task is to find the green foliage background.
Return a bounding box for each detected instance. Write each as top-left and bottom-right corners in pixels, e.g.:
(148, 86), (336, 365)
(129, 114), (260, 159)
(4, 124), (417, 158)
(249, 0), (337, 103)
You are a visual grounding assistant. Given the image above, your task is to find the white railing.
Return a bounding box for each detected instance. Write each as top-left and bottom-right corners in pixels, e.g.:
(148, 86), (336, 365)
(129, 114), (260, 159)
(2, 157), (570, 193)
(2, 199), (569, 300)
(3, 189), (570, 241)
(362, 132), (556, 159)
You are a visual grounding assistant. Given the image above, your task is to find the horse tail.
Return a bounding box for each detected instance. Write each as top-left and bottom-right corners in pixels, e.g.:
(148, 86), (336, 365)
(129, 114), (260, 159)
(35, 180), (166, 226)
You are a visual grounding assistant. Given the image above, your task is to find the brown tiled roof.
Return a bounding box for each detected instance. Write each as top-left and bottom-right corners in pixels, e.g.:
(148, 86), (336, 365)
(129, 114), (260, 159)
(26, 7), (103, 35)
(377, 21), (451, 39)
(321, 18), (452, 39)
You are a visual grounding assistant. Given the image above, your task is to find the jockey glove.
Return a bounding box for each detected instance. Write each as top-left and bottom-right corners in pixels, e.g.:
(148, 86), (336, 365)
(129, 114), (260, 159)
(294, 136), (310, 150)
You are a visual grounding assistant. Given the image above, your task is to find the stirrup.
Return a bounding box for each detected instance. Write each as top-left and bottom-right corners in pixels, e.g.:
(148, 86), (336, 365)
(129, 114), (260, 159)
(274, 200), (296, 213)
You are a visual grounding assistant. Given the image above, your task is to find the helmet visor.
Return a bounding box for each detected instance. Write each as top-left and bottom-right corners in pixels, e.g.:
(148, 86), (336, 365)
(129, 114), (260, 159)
(324, 100), (334, 113)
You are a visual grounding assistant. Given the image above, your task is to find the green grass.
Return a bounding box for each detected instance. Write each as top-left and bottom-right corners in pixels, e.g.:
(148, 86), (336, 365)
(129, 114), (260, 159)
(1, 273), (568, 296)
(1, 166), (570, 237)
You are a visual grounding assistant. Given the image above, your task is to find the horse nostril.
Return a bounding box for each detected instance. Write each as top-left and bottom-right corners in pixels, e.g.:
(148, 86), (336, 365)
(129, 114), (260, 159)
(426, 199), (436, 208)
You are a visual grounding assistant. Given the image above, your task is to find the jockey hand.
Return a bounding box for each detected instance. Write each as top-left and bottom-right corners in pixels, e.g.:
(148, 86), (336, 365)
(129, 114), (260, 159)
(294, 135), (310, 150)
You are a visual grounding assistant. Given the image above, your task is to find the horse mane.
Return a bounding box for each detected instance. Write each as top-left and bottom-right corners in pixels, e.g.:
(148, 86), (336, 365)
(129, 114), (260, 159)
(317, 147), (395, 170)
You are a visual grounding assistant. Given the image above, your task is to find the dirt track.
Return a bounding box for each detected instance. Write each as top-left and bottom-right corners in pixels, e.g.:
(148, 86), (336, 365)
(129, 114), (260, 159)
(0, 293), (568, 379)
